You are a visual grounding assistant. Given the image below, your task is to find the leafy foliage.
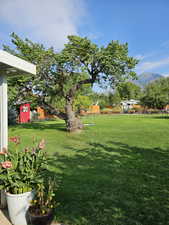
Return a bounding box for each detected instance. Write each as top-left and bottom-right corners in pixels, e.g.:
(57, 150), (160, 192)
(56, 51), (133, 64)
(107, 91), (122, 106)
(89, 91), (121, 109)
(141, 77), (169, 109)
(117, 81), (141, 100)
(4, 33), (138, 131)
(8, 104), (18, 125)
(0, 138), (48, 194)
(74, 95), (92, 112)
(29, 178), (57, 215)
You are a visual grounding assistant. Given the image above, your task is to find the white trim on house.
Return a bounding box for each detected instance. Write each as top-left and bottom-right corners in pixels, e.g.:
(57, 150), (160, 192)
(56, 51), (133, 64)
(0, 50), (36, 152)
(0, 50), (36, 76)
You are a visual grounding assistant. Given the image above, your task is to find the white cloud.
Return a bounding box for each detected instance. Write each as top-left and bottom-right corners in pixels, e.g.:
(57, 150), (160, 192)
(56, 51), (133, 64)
(162, 73), (169, 77)
(0, 0), (87, 49)
(136, 57), (169, 73)
(86, 32), (103, 40)
(135, 54), (145, 60)
(135, 51), (158, 61)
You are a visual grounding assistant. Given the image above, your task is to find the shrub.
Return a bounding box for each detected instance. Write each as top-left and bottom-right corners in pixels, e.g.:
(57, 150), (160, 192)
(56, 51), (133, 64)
(101, 108), (113, 114)
(8, 105), (18, 125)
(0, 138), (48, 194)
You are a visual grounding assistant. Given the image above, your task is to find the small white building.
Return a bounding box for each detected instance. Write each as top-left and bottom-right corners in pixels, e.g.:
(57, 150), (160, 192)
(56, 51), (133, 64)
(121, 99), (139, 112)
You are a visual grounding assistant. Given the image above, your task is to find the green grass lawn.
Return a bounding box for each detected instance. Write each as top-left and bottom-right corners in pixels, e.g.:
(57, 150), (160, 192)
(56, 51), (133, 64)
(9, 114), (169, 225)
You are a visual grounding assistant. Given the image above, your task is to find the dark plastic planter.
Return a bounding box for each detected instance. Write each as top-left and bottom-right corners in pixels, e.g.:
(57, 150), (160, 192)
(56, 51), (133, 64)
(28, 207), (54, 225)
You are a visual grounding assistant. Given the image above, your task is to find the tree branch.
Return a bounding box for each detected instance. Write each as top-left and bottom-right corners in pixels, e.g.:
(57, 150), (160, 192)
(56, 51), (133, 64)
(38, 99), (67, 120)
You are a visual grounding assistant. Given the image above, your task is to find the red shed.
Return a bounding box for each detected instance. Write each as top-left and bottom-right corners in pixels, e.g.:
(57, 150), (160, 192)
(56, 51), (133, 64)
(19, 103), (30, 123)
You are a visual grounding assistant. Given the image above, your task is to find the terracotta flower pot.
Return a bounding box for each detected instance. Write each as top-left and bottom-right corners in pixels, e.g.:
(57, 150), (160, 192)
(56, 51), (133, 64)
(28, 207), (54, 225)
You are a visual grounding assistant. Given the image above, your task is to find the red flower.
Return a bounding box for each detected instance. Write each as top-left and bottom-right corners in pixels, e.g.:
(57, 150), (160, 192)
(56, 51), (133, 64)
(38, 139), (45, 149)
(1, 161), (12, 169)
(9, 136), (20, 145)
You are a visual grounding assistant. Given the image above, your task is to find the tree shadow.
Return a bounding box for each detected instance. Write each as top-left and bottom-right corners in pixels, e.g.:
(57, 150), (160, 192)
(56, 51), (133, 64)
(16, 121), (66, 132)
(141, 113), (169, 120)
(48, 141), (169, 225)
(149, 116), (169, 120)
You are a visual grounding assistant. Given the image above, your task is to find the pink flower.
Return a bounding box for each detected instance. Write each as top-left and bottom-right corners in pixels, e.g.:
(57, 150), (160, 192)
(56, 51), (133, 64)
(9, 136), (20, 145)
(1, 161), (12, 169)
(38, 139), (45, 149)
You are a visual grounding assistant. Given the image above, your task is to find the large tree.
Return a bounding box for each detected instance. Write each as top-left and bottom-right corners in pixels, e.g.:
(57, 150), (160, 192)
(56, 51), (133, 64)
(117, 81), (141, 100)
(5, 33), (138, 132)
(141, 77), (169, 109)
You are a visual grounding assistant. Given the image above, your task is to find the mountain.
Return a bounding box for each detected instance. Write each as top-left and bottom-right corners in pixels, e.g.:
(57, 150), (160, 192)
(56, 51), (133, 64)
(135, 72), (163, 87)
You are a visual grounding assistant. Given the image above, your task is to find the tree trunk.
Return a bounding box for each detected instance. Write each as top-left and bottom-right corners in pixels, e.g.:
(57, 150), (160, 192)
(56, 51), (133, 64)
(39, 98), (84, 132)
(65, 98), (84, 132)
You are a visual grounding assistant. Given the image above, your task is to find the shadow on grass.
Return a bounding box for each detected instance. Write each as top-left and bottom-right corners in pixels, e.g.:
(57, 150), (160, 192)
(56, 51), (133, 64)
(48, 141), (169, 225)
(150, 116), (169, 120)
(142, 113), (169, 120)
(16, 121), (66, 132)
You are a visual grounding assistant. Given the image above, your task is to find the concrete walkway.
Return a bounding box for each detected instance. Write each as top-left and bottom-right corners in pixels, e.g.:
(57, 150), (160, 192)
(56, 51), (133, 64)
(0, 209), (64, 225)
(0, 209), (11, 225)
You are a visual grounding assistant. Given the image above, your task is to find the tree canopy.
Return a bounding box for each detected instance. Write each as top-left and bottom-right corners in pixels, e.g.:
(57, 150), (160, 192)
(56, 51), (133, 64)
(117, 81), (141, 100)
(5, 33), (138, 131)
(141, 77), (169, 109)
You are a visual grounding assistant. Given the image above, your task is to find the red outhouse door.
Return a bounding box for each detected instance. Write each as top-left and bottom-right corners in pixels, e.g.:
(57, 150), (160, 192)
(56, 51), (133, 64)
(19, 103), (30, 123)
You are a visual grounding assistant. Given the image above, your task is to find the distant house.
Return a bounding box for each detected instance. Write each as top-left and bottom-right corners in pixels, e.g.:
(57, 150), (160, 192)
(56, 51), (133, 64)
(36, 106), (57, 120)
(87, 105), (100, 114)
(121, 99), (140, 112)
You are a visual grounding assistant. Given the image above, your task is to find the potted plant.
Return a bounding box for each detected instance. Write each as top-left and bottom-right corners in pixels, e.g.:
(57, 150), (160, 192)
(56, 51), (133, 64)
(0, 137), (48, 225)
(28, 177), (56, 225)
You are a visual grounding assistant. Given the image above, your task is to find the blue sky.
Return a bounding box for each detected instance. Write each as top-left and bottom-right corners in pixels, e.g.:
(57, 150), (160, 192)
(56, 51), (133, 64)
(1, 0), (169, 76)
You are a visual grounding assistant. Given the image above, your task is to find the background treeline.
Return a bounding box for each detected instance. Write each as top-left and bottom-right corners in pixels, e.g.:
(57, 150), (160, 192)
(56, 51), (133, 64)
(75, 76), (169, 111)
(9, 76), (169, 124)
